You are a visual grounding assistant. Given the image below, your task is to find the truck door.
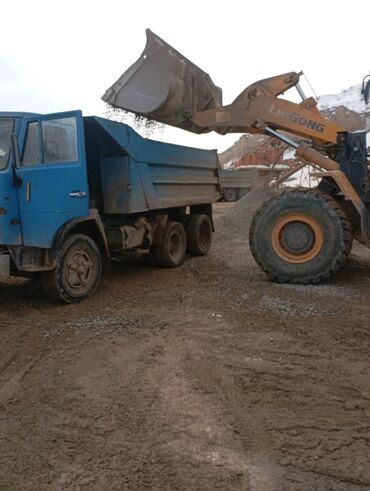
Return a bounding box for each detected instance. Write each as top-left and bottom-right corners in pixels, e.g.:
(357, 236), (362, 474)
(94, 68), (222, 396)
(0, 117), (22, 245)
(16, 111), (89, 248)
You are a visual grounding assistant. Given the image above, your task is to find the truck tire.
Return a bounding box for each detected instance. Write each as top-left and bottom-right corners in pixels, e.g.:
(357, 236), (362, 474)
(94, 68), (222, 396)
(186, 214), (212, 256)
(152, 221), (186, 267)
(249, 189), (352, 284)
(224, 188), (237, 202)
(40, 234), (102, 303)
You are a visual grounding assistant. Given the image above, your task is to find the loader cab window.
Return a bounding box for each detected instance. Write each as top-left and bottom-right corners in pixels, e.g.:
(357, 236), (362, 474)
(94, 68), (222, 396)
(0, 118), (14, 170)
(21, 116), (78, 166)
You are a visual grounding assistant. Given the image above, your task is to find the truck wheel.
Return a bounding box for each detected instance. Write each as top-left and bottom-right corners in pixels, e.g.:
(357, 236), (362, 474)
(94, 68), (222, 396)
(41, 234), (102, 303)
(224, 188), (237, 202)
(249, 189), (352, 284)
(186, 214), (212, 256)
(152, 221), (186, 267)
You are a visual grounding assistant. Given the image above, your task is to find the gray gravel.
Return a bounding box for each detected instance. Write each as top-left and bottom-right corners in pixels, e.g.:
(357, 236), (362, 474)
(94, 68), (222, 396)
(42, 315), (145, 338)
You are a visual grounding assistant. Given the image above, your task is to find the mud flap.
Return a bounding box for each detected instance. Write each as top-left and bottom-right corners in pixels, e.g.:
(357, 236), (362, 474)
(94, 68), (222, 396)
(102, 29), (222, 133)
(0, 254), (10, 277)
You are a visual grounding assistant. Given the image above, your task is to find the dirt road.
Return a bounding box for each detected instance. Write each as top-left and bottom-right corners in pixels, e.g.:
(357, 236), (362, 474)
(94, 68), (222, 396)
(1, 196), (370, 490)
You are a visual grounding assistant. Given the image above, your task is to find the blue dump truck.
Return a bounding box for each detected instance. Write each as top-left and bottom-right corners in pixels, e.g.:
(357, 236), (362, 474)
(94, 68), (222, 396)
(0, 111), (220, 302)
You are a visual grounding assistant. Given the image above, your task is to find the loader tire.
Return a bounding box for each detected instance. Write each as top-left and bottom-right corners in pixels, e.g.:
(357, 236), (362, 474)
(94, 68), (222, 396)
(40, 234), (102, 303)
(249, 189), (352, 284)
(152, 221), (186, 268)
(186, 214), (212, 256)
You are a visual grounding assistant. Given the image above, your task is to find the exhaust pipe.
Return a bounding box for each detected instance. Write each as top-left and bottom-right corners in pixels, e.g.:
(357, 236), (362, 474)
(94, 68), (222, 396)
(102, 29), (222, 133)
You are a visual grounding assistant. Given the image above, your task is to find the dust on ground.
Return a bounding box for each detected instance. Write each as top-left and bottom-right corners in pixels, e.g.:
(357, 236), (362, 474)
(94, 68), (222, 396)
(1, 187), (370, 490)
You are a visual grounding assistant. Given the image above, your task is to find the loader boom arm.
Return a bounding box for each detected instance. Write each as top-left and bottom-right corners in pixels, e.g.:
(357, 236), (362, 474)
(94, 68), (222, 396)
(103, 30), (343, 144)
(192, 71), (343, 145)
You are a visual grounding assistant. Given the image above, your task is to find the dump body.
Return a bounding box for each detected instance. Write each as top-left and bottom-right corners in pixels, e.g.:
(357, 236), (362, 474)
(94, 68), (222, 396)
(84, 117), (220, 214)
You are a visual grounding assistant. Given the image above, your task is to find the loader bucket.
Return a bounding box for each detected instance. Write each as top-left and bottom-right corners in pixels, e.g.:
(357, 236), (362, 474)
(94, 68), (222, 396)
(102, 29), (222, 133)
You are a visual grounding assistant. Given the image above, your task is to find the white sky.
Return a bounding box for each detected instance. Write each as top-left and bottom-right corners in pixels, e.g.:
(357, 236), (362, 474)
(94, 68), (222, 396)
(1, 0), (369, 152)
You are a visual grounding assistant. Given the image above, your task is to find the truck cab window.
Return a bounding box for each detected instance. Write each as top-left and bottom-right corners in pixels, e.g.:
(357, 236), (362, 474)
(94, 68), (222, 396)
(42, 117), (78, 163)
(0, 118), (14, 170)
(22, 122), (40, 166)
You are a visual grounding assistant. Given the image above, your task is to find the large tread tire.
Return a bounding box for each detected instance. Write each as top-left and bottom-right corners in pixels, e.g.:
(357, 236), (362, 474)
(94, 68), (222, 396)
(152, 221), (186, 268)
(186, 214), (212, 256)
(40, 234), (102, 303)
(249, 189), (352, 284)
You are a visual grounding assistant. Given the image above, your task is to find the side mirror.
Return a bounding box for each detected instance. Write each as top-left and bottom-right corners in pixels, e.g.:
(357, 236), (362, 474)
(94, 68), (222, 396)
(10, 134), (22, 188)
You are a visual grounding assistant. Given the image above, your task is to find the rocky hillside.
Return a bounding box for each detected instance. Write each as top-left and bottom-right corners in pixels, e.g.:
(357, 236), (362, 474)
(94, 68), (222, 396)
(318, 84), (369, 131)
(219, 134), (286, 169)
(219, 83), (370, 168)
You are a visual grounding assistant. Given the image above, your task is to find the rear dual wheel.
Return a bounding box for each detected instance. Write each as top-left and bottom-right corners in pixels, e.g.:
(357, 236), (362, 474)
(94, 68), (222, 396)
(152, 214), (212, 267)
(186, 214), (212, 256)
(152, 221), (187, 267)
(249, 190), (352, 284)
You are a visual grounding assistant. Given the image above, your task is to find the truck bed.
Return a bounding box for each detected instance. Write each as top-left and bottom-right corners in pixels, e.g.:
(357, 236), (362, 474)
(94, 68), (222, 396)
(84, 117), (221, 214)
(218, 168), (258, 190)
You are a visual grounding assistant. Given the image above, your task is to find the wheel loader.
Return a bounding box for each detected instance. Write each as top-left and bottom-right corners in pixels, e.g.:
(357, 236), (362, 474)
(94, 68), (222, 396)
(103, 29), (370, 284)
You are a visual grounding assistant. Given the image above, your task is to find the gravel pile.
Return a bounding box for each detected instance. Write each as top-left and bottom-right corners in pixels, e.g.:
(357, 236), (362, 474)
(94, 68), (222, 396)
(216, 185), (276, 239)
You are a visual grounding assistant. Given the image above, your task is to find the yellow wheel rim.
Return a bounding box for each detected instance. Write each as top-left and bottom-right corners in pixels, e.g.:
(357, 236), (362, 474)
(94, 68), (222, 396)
(271, 214), (324, 264)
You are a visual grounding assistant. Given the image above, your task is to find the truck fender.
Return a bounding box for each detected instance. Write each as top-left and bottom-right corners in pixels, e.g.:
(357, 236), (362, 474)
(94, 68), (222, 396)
(51, 209), (110, 273)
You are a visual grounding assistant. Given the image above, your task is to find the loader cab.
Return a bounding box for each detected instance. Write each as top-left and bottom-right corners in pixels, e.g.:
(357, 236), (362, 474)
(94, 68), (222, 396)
(0, 111), (89, 248)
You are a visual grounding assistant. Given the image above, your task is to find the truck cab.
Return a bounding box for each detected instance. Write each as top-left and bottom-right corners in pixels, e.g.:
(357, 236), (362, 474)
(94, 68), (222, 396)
(0, 111), (220, 302)
(0, 111), (89, 248)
